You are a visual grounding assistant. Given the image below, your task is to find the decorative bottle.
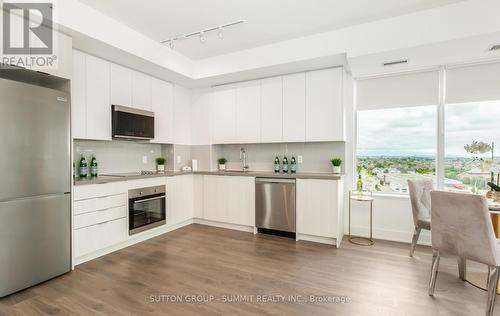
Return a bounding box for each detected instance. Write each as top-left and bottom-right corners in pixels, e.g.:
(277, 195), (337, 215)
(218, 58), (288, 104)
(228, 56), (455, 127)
(79, 154), (88, 178)
(356, 174), (364, 192)
(290, 156), (297, 174)
(282, 156), (289, 174)
(90, 156), (98, 177)
(274, 157), (280, 173)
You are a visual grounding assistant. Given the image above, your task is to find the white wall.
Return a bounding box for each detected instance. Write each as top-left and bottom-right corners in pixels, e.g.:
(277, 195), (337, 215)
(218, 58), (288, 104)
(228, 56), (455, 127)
(348, 195), (430, 246)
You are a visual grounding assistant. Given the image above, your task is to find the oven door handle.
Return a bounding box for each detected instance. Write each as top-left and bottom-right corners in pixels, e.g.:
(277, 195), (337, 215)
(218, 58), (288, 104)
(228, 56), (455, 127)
(133, 195), (166, 204)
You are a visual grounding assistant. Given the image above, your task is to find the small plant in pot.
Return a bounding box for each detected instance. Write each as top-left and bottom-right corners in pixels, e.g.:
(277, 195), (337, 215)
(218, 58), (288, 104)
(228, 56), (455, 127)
(330, 158), (342, 174)
(156, 157), (166, 173)
(218, 158), (227, 171)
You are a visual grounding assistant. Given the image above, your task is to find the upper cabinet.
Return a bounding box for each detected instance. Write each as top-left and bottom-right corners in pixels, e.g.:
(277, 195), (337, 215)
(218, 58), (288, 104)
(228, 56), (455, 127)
(151, 78), (174, 144)
(236, 80), (261, 143)
(283, 73), (306, 142)
(212, 84), (237, 144)
(131, 71), (152, 111)
(85, 54), (111, 141)
(173, 85), (192, 145)
(110, 64), (132, 106)
(260, 77), (283, 143)
(306, 68), (344, 142)
(71, 51), (175, 143)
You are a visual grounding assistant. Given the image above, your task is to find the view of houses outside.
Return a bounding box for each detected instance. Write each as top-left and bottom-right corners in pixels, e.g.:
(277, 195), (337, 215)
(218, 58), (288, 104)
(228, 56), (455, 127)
(357, 102), (499, 194)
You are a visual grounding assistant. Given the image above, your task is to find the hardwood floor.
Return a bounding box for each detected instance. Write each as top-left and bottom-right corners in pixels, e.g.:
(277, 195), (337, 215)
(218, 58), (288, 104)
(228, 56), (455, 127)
(0, 224), (498, 315)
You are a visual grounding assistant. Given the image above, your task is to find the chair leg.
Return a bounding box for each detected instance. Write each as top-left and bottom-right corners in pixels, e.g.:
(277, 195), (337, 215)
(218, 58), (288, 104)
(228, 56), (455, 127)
(429, 250), (440, 296)
(409, 227), (421, 257)
(458, 257), (466, 281)
(486, 266), (500, 316)
(487, 266), (492, 288)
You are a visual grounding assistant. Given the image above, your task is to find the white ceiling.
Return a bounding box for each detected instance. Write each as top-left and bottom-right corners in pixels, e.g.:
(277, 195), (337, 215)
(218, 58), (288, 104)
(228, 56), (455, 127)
(78, 0), (464, 60)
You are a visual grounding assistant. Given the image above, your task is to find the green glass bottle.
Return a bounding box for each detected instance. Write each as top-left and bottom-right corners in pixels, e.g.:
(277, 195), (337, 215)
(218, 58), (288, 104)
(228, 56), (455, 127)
(90, 156), (98, 177)
(357, 174), (364, 192)
(290, 156), (297, 174)
(274, 156), (280, 173)
(282, 156), (289, 174)
(79, 154), (88, 178)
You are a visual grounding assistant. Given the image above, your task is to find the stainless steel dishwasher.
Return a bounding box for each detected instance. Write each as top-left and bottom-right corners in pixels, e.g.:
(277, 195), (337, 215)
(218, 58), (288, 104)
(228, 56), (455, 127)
(255, 178), (296, 237)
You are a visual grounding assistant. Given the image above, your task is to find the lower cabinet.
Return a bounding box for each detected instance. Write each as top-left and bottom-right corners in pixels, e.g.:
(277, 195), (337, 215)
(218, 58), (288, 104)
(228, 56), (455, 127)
(74, 218), (127, 258)
(166, 174), (194, 226)
(203, 175), (255, 227)
(296, 179), (344, 246)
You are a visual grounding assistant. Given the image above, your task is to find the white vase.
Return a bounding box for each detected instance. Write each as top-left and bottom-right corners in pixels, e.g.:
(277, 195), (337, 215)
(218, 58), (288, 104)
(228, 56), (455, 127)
(332, 166), (341, 174)
(157, 164), (165, 173)
(219, 164), (226, 171)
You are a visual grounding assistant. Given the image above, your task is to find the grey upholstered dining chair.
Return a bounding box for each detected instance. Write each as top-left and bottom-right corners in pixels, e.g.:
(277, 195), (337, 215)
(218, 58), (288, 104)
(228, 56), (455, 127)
(407, 179), (433, 257)
(429, 191), (500, 316)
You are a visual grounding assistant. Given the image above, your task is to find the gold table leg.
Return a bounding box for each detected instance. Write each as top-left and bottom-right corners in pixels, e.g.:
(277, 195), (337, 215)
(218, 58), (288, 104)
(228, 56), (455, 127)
(465, 213), (500, 294)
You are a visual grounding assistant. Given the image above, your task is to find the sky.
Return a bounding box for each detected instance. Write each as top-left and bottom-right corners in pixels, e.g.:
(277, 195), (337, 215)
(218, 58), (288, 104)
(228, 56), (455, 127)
(357, 101), (500, 158)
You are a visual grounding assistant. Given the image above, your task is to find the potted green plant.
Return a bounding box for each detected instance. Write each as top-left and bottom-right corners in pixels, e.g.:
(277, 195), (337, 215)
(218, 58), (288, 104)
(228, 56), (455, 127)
(156, 157), (166, 173)
(330, 158), (342, 174)
(218, 158), (227, 171)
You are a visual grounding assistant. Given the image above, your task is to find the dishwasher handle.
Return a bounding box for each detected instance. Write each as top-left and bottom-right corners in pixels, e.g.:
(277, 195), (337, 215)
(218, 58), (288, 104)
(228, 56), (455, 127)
(255, 178), (296, 184)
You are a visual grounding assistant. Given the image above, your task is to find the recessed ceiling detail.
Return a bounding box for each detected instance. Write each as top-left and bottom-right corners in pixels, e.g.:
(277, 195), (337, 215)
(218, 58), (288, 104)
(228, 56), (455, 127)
(78, 0), (465, 60)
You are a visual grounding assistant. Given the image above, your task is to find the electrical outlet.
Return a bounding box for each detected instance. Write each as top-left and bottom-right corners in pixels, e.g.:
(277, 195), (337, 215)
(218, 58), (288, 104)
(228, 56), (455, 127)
(298, 156), (303, 164)
(142, 156), (148, 164)
(177, 156), (181, 164)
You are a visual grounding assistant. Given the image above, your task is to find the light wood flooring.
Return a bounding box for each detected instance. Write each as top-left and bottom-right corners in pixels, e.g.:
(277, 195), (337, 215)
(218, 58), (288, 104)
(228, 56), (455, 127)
(0, 224), (498, 315)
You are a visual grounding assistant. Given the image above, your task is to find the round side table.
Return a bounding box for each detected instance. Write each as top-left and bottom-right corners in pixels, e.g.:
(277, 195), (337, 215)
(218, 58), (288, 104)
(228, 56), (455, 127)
(348, 191), (375, 246)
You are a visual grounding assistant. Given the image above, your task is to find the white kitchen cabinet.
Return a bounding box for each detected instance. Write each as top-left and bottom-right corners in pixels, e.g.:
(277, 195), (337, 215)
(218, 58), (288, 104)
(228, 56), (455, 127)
(74, 218), (127, 258)
(71, 50), (86, 139)
(191, 89), (212, 145)
(260, 76), (283, 143)
(151, 78), (174, 144)
(203, 175), (228, 222)
(226, 176), (255, 226)
(85, 54), (111, 141)
(30, 29), (72, 79)
(306, 68), (344, 141)
(166, 174), (194, 226)
(236, 80), (261, 143)
(173, 85), (192, 145)
(193, 175), (204, 218)
(211, 85), (236, 144)
(110, 63), (132, 106)
(296, 179), (344, 247)
(132, 71), (152, 111)
(202, 175), (255, 226)
(282, 73), (306, 142)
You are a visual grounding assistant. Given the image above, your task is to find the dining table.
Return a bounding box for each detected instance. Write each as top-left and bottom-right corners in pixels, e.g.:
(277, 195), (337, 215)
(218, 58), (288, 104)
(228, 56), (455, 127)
(465, 199), (500, 294)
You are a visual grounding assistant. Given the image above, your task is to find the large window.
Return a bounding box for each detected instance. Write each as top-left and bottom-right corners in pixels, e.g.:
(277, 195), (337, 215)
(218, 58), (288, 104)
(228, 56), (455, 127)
(357, 106), (436, 193)
(444, 101), (500, 194)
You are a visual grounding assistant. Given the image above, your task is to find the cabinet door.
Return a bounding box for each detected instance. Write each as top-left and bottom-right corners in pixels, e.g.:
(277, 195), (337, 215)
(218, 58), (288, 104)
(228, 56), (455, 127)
(85, 55), (111, 140)
(71, 50), (86, 139)
(167, 175), (194, 226)
(203, 176), (228, 222)
(297, 179), (339, 238)
(211, 85), (236, 144)
(110, 63), (132, 106)
(173, 85), (191, 145)
(152, 78), (173, 144)
(261, 77), (283, 142)
(227, 177), (255, 226)
(236, 80), (261, 143)
(132, 71), (152, 111)
(306, 68), (344, 141)
(283, 73), (306, 142)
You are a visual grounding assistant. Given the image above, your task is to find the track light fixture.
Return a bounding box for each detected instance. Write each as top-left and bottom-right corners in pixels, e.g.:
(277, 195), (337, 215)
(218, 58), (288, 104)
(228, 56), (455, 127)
(161, 20), (245, 50)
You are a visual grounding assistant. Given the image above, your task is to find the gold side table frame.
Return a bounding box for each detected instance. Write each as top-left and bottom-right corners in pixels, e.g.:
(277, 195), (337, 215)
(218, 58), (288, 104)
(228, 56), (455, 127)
(348, 191), (375, 246)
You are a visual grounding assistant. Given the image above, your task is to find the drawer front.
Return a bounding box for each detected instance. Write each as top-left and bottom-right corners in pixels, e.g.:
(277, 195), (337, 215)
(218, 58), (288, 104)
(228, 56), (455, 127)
(74, 194), (126, 215)
(74, 218), (127, 258)
(74, 205), (127, 229)
(74, 182), (126, 201)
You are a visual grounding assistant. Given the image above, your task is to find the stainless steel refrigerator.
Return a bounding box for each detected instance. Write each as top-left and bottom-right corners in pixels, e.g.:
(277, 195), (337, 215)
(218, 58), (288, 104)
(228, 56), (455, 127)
(0, 77), (71, 297)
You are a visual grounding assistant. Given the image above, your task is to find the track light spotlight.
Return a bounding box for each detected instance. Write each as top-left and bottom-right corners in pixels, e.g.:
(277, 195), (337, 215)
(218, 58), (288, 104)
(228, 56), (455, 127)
(199, 32), (206, 43)
(218, 27), (224, 40)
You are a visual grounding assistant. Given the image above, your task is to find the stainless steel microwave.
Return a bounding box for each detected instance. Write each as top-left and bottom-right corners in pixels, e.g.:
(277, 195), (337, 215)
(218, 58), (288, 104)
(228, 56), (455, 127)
(112, 105), (154, 140)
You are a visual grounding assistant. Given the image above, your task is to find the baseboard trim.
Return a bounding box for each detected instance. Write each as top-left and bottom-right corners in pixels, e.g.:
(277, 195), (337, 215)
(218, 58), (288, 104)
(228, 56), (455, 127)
(74, 219), (194, 266)
(297, 233), (338, 247)
(193, 218), (254, 233)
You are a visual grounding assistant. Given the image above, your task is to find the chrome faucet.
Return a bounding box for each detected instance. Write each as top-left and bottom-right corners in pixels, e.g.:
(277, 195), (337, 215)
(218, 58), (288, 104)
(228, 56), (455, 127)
(240, 147), (249, 171)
